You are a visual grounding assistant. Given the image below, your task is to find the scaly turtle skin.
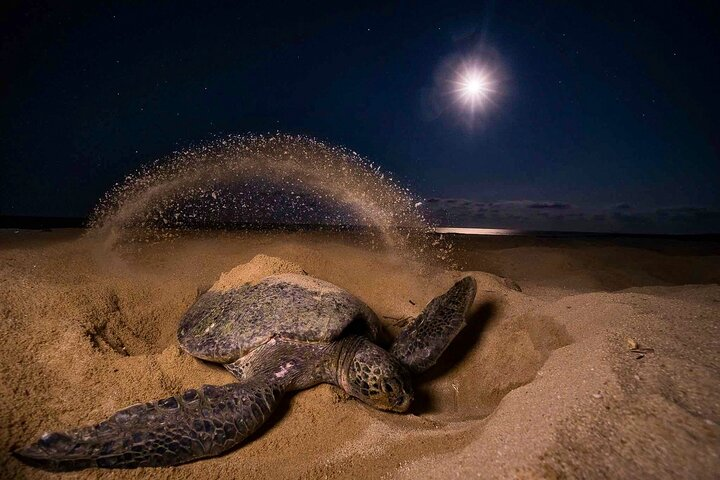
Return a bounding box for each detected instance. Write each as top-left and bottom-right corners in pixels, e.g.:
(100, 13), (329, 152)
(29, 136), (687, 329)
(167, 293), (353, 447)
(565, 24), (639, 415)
(14, 272), (477, 470)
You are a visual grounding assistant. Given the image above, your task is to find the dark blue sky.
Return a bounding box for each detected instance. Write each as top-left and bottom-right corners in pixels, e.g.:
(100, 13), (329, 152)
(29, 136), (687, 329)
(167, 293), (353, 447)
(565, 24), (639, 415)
(2, 1), (719, 233)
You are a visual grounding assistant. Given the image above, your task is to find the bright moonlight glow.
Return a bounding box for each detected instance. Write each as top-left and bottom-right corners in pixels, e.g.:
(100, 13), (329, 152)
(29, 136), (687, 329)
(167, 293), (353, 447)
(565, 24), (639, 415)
(466, 78), (483, 94)
(451, 65), (496, 111)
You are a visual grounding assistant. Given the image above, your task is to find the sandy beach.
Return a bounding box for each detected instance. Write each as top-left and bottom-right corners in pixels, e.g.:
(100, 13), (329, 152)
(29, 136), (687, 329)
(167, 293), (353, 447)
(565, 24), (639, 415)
(1, 229), (718, 479)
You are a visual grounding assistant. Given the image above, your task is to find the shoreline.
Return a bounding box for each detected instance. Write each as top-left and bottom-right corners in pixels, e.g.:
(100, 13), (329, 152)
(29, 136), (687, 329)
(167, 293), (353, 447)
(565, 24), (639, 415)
(2, 216), (719, 239)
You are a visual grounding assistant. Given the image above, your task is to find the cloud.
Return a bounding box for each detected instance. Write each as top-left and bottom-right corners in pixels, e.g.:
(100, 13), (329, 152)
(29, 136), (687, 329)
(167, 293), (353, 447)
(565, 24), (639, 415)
(656, 206), (720, 219)
(526, 202), (572, 210)
(422, 198), (720, 234)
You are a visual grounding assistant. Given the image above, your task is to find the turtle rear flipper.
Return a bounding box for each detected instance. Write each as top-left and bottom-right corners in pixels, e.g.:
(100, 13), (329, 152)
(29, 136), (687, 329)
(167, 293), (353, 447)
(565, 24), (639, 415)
(390, 276), (477, 374)
(14, 380), (286, 470)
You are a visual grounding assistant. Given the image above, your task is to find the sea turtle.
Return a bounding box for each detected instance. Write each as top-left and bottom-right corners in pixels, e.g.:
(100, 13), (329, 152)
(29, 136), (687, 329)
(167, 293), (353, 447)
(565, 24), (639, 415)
(14, 272), (477, 470)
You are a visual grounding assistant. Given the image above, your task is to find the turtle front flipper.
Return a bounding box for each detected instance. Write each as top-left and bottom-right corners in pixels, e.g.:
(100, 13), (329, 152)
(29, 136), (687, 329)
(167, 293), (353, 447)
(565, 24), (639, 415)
(14, 380), (285, 471)
(390, 276), (477, 374)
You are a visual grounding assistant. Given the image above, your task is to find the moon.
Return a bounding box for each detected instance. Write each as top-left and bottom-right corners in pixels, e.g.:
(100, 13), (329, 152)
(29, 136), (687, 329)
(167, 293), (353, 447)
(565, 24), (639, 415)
(452, 64), (495, 111)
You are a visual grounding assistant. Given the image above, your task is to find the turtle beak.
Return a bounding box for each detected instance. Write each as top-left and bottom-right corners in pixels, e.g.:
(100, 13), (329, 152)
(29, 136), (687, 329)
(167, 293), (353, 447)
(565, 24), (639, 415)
(391, 393), (412, 413)
(379, 377), (413, 413)
(370, 392), (412, 413)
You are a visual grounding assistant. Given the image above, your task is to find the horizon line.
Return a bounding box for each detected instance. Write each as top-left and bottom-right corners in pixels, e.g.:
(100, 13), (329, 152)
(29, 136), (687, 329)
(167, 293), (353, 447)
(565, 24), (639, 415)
(0, 215), (718, 238)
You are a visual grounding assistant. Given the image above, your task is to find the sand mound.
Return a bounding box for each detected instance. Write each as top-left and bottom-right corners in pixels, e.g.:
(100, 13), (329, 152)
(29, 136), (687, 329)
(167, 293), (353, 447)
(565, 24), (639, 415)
(1, 230), (717, 479)
(210, 254), (306, 292)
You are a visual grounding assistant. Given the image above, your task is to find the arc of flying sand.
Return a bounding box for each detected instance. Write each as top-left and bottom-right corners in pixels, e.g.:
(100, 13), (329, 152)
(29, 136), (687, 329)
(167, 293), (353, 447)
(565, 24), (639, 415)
(89, 135), (429, 255)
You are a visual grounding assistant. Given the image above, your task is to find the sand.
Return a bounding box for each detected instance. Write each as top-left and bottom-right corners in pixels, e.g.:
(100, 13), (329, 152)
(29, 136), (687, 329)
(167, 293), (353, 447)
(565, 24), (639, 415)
(0, 229), (718, 479)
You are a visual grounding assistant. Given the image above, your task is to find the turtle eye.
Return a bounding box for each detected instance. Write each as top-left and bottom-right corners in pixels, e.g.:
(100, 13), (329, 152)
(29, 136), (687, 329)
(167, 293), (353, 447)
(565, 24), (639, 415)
(381, 379), (398, 394)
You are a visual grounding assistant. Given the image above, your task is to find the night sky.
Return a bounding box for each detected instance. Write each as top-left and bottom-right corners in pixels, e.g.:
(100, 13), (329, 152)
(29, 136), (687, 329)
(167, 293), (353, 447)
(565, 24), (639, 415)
(2, 1), (719, 233)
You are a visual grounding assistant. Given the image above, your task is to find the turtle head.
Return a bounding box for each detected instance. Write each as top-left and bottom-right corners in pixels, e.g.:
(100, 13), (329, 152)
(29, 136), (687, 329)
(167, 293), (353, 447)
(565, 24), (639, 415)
(342, 339), (413, 412)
